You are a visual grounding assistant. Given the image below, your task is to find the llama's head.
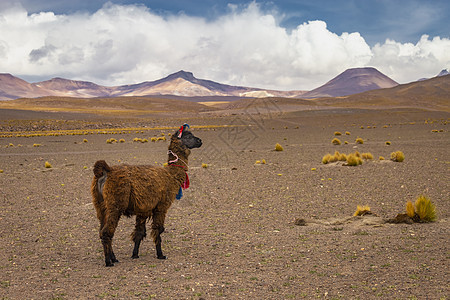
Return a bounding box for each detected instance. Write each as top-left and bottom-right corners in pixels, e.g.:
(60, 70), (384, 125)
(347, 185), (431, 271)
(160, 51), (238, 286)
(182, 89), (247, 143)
(169, 124), (202, 159)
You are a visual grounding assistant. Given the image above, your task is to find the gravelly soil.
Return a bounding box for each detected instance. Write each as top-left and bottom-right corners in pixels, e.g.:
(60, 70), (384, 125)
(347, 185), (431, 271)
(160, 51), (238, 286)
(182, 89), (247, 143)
(0, 108), (449, 299)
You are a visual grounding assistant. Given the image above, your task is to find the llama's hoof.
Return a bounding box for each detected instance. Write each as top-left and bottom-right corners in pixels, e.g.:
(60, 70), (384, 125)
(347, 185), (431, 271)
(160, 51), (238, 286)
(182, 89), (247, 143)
(131, 255), (139, 259)
(157, 255), (167, 260)
(105, 262), (114, 267)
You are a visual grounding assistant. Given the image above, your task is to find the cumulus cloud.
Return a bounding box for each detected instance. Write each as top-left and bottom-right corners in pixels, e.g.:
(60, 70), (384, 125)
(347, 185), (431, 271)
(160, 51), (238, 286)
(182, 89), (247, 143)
(0, 2), (448, 90)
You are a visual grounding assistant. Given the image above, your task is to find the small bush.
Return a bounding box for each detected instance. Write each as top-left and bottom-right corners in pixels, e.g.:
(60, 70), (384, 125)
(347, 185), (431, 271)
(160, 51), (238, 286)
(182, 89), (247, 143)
(45, 161), (52, 168)
(119, 139), (125, 143)
(275, 143), (284, 151)
(353, 205), (371, 216)
(361, 152), (373, 160)
(379, 156), (385, 160)
(346, 154), (361, 166)
(255, 160), (261, 164)
(83, 139), (88, 143)
(415, 195), (436, 222)
(202, 163), (209, 168)
(338, 153), (347, 161)
(334, 131), (342, 136)
(385, 141), (391, 145)
(322, 154), (332, 164)
(355, 138), (364, 144)
(332, 138), (341, 145)
(261, 159), (266, 164)
(406, 201), (415, 218)
(33, 144), (41, 147)
(390, 151), (405, 162)
(345, 131), (351, 135)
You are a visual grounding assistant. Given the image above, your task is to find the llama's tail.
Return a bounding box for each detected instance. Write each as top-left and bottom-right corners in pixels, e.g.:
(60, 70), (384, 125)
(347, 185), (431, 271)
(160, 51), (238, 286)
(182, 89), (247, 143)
(93, 160), (111, 202)
(93, 160), (111, 178)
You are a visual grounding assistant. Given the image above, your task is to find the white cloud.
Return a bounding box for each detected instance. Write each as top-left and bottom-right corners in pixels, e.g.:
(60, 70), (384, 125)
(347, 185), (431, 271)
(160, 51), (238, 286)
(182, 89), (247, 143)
(0, 2), (448, 90)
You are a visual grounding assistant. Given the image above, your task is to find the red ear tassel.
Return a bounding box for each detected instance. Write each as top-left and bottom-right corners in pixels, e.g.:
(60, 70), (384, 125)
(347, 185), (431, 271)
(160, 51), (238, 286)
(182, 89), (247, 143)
(178, 126), (183, 138)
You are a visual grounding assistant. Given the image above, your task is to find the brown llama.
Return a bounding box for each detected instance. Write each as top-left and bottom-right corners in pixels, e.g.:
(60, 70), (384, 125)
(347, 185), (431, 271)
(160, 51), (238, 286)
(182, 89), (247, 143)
(91, 124), (202, 266)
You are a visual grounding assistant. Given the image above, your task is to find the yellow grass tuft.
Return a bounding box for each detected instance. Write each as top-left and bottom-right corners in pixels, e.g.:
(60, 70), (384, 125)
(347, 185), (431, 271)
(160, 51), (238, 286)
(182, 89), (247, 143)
(406, 201), (415, 218)
(322, 154), (332, 164)
(414, 195), (436, 222)
(119, 139), (125, 143)
(346, 153), (362, 166)
(33, 144), (41, 147)
(0, 169), (3, 173)
(202, 163), (209, 168)
(355, 137), (364, 144)
(275, 143), (284, 151)
(379, 156), (385, 160)
(83, 139), (88, 143)
(255, 160), (261, 164)
(338, 153), (347, 161)
(45, 161), (52, 168)
(390, 151), (405, 162)
(353, 205), (371, 216)
(261, 159), (266, 164)
(332, 138), (341, 145)
(361, 152), (373, 160)
(385, 141), (391, 145)
(345, 131), (351, 135)
(334, 131), (342, 136)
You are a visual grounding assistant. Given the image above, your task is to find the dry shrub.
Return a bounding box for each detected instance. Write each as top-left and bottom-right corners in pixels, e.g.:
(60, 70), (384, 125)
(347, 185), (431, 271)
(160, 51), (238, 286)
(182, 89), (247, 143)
(390, 151), (405, 162)
(355, 138), (364, 144)
(345, 131), (351, 135)
(275, 143), (284, 151)
(353, 205), (371, 216)
(406, 201), (415, 218)
(414, 195), (436, 222)
(45, 161), (52, 168)
(338, 153), (347, 161)
(332, 138), (341, 145)
(385, 141), (391, 145)
(346, 154), (361, 166)
(361, 152), (373, 160)
(322, 154), (332, 164)
(334, 131), (342, 136)
(202, 163), (209, 168)
(379, 156), (385, 160)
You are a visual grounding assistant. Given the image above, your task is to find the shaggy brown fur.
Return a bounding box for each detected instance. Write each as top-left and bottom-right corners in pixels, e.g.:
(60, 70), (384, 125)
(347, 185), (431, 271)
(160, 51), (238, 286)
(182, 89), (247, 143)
(91, 125), (202, 266)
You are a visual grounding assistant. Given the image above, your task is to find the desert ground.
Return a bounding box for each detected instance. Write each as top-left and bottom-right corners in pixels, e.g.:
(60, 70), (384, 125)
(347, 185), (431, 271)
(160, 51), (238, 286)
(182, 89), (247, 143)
(0, 104), (449, 299)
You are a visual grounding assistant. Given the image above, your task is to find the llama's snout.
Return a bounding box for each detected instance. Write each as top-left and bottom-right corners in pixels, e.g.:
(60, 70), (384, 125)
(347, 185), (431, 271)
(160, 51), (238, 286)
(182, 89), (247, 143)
(195, 137), (202, 148)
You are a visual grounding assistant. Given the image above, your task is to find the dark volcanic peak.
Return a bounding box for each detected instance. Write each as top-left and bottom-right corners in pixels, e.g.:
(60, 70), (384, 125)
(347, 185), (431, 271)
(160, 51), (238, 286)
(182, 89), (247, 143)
(437, 69), (449, 77)
(303, 67), (398, 98)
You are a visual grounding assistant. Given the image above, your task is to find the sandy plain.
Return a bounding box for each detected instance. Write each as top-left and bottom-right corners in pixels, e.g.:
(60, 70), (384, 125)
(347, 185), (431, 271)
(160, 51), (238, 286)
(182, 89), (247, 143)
(0, 104), (449, 299)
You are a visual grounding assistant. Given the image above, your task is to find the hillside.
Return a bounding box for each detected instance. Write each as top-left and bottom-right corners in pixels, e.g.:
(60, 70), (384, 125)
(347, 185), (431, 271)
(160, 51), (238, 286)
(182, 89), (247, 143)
(304, 67), (398, 98)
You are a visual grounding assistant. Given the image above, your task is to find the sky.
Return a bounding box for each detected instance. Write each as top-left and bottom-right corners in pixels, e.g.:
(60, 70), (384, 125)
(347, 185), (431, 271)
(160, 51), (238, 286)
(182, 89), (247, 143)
(0, 0), (449, 90)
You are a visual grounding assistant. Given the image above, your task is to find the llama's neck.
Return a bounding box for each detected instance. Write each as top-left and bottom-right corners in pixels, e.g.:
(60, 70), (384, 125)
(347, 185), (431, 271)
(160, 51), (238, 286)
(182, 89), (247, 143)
(166, 150), (189, 186)
(167, 150), (189, 170)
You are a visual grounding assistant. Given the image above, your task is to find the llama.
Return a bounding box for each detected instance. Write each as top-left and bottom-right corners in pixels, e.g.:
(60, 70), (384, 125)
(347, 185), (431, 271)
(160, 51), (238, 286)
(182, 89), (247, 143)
(91, 124), (202, 266)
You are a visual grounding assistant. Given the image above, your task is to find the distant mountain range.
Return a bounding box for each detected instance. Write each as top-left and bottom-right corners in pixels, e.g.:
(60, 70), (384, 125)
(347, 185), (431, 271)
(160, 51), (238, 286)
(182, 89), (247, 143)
(0, 68), (447, 100)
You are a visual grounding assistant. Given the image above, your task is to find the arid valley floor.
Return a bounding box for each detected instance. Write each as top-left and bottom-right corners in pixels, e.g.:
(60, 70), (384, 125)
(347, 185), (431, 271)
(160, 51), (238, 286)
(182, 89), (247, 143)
(0, 103), (449, 299)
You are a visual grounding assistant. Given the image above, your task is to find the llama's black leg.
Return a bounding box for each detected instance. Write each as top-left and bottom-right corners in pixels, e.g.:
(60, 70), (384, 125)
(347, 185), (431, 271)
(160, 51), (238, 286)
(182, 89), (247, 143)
(132, 215), (147, 259)
(100, 211), (120, 267)
(154, 226), (166, 259)
(151, 207), (167, 259)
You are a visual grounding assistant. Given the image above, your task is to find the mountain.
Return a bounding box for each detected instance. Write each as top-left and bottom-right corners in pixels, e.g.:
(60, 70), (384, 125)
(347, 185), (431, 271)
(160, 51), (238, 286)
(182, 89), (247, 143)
(34, 77), (112, 98)
(316, 74), (450, 111)
(0, 73), (55, 100)
(437, 69), (449, 77)
(303, 67), (398, 98)
(0, 71), (306, 100)
(114, 70), (259, 97)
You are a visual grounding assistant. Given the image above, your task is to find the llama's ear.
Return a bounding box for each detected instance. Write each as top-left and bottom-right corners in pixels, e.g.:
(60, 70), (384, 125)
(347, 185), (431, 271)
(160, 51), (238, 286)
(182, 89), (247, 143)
(176, 123), (190, 138)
